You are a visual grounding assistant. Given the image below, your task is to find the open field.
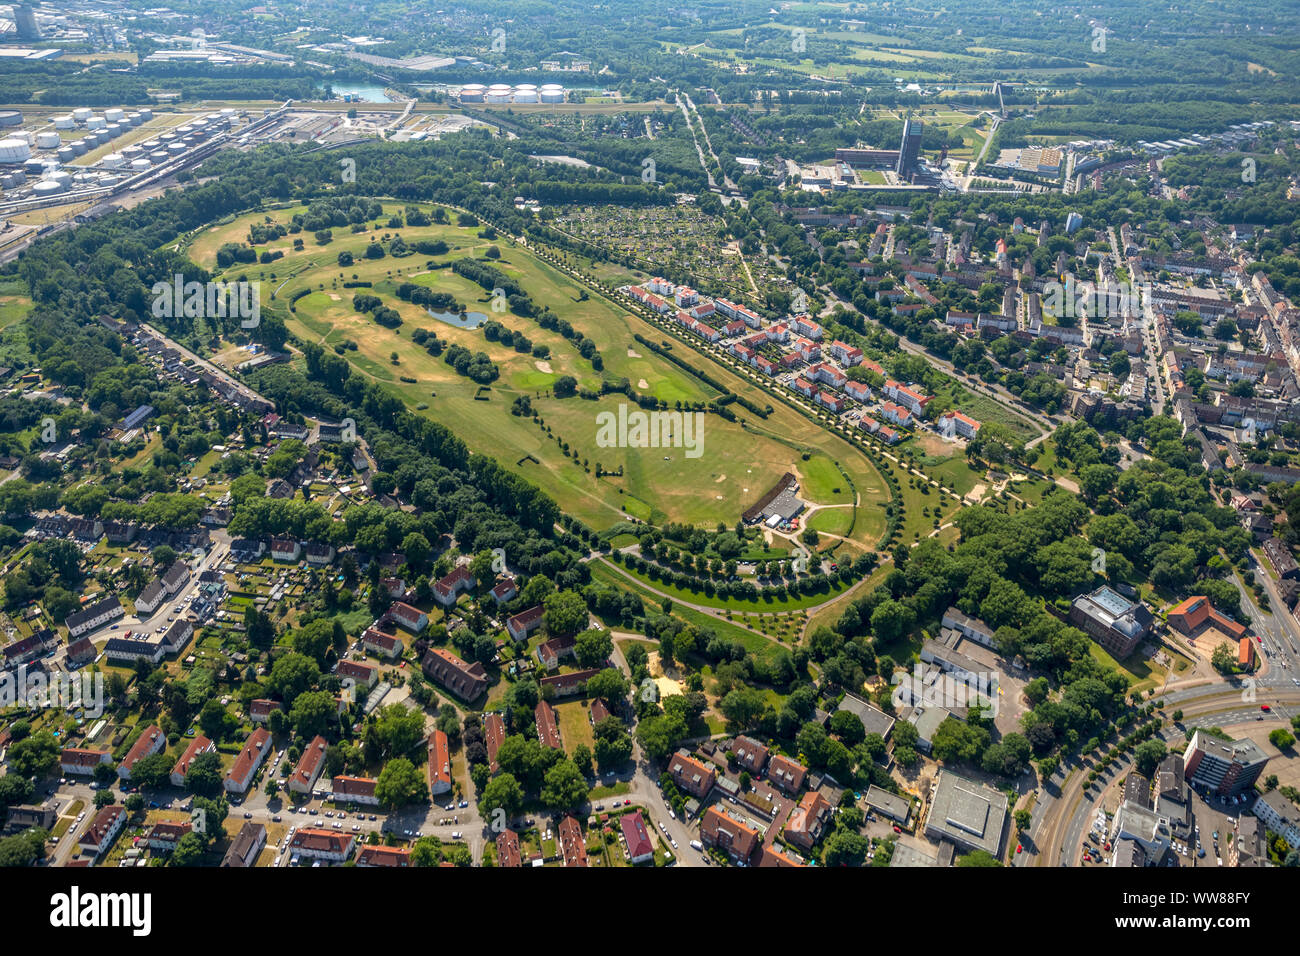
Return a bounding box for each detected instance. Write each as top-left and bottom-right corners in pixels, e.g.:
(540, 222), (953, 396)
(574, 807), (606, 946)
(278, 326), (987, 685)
(187, 202), (893, 539)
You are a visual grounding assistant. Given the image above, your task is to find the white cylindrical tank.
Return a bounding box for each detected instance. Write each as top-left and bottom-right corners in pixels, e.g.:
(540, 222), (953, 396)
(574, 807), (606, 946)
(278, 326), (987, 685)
(459, 83), (485, 102)
(0, 110), (21, 128)
(122, 145), (144, 159)
(36, 131), (61, 149)
(72, 108), (92, 123)
(141, 139), (160, 150)
(540, 84), (565, 103)
(138, 108), (153, 121)
(513, 85), (538, 103)
(86, 115), (106, 130)
(105, 108), (126, 124)
(56, 147), (74, 162)
(130, 159), (151, 171)
(159, 132), (175, 142)
(70, 139), (88, 155)
(486, 84), (511, 103)
(52, 114), (75, 129)
(126, 112), (142, 126)
(33, 179), (64, 196)
(0, 138), (32, 163)
(101, 152), (125, 169)
(149, 150), (168, 163)
(167, 142), (185, 155)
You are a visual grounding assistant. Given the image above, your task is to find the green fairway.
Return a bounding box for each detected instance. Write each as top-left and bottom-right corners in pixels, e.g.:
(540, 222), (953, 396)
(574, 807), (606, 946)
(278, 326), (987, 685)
(188, 202), (894, 538)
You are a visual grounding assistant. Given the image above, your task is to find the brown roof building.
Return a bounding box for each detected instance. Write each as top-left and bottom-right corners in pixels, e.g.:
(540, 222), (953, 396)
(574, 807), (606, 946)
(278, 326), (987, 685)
(767, 754), (808, 794)
(536, 700), (562, 750)
(496, 828), (523, 868)
(557, 815), (588, 867)
(701, 806), (761, 865)
(732, 735), (770, 774)
(669, 750), (716, 799)
(421, 647), (489, 701)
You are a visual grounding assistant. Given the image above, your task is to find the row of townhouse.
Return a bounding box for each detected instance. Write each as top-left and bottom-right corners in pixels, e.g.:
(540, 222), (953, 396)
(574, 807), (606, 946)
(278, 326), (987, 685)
(133, 559), (191, 616)
(857, 415), (900, 445)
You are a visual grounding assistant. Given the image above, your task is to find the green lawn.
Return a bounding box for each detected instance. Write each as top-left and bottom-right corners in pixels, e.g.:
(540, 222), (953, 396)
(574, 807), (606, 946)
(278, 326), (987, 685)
(189, 201), (892, 535)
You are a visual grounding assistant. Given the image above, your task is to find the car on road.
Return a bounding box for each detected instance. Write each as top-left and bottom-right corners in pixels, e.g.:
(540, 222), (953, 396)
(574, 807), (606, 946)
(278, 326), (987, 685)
(369, 814), (377, 821)
(451, 831), (462, 840)
(243, 812), (252, 819)
(892, 825), (902, 833)
(1261, 704), (1271, 711)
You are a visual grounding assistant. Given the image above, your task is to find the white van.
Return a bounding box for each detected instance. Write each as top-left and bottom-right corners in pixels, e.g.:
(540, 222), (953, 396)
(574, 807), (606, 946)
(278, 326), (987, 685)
(689, 840), (704, 852)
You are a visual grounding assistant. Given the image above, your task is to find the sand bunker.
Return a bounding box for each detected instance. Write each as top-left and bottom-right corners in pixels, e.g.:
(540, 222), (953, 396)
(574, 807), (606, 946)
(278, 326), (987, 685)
(535, 360), (553, 373)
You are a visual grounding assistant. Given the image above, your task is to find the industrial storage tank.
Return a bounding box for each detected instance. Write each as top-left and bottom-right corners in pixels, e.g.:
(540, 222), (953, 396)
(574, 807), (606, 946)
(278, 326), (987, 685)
(126, 112), (142, 126)
(56, 146), (74, 162)
(485, 84), (512, 103)
(138, 108), (153, 121)
(52, 114), (74, 129)
(86, 115), (106, 130)
(513, 84), (538, 103)
(167, 141), (186, 155)
(141, 139), (160, 150)
(149, 150), (168, 164)
(72, 108), (92, 123)
(35, 131), (61, 149)
(130, 159), (151, 171)
(101, 152), (125, 169)
(33, 179), (65, 196)
(0, 138), (32, 163)
(159, 132), (175, 142)
(69, 139), (88, 155)
(48, 170), (72, 185)
(104, 108), (125, 124)
(459, 83), (486, 102)
(122, 145), (144, 159)
(540, 84), (566, 103)
(0, 111), (22, 128)
(22, 159), (43, 174)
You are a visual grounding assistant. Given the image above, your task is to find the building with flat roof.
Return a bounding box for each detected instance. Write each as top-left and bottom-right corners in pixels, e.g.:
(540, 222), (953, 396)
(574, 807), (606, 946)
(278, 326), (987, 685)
(864, 785), (911, 824)
(923, 770), (1007, 856)
(834, 693), (895, 740)
(1251, 790), (1300, 848)
(1068, 586), (1154, 658)
(1184, 730), (1268, 797)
